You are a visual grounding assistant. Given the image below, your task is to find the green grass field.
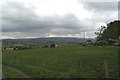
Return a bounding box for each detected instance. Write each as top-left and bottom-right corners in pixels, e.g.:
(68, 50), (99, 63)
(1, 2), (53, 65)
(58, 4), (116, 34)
(2, 65), (23, 78)
(2, 44), (118, 78)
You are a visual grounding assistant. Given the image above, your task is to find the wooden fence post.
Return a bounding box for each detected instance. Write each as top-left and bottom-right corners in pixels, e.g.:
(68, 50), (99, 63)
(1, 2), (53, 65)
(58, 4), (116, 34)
(14, 55), (16, 63)
(34, 58), (36, 66)
(56, 57), (59, 71)
(42, 64), (46, 73)
(104, 60), (109, 78)
(31, 59), (33, 65)
(34, 58), (36, 65)
(78, 57), (80, 73)
(8, 55), (11, 61)
(24, 57), (26, 64)
(72, 60), (74, 64)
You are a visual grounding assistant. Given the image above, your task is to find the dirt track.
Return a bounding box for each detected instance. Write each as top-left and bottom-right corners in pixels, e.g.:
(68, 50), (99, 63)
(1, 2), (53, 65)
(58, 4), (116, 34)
(3, 65), (35, 80)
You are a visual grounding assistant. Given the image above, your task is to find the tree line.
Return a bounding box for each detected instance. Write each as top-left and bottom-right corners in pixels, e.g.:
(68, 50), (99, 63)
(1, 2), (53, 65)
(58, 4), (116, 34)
(95, 20), (120, 41)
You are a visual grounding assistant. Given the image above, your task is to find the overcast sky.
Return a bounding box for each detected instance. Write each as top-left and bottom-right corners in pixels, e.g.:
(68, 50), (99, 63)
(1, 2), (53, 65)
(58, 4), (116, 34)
(0, 0), (118, 39)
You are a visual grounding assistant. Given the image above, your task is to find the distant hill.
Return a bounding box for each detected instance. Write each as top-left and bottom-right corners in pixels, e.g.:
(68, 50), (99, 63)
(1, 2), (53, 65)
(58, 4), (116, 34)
(2, 37), (96, 43)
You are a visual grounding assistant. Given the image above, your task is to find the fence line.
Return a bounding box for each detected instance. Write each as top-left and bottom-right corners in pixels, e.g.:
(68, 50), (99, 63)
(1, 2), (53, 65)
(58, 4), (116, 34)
(5, 55), (111, 78)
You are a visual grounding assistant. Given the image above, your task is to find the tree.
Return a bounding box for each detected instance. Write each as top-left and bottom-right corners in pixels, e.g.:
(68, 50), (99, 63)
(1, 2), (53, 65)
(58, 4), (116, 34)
(95, 26), (106, 40)
(95, 20), (120, 41)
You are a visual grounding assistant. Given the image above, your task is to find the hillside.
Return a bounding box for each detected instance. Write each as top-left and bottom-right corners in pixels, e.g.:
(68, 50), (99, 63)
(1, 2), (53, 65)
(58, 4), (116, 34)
(2, 37), (96, 43)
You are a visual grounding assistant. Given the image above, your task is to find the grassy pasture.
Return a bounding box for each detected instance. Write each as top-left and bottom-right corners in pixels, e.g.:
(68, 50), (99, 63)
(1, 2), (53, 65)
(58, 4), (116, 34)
(2, 65), (23, 78)
(2, 44), (118, 78)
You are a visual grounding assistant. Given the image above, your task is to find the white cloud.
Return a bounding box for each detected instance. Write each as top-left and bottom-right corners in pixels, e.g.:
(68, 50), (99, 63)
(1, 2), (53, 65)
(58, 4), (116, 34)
(32, 0), (92, 20)
(1, 36), (14, 39)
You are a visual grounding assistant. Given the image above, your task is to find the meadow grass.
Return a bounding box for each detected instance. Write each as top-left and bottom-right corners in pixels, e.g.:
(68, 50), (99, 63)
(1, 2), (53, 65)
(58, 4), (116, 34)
(2, 65), (23, 78)
(2, 44), (119, 78)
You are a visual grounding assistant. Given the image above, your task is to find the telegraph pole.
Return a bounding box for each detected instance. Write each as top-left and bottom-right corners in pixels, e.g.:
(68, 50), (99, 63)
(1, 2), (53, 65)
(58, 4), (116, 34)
(83, 31), (86, 43)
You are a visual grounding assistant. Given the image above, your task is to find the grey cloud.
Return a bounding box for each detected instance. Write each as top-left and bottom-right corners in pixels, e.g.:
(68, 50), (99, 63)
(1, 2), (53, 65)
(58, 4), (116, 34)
(81, 2), (118, 24)
(82, 2), (118, 12)
(2, 2), (118, 38)
(2, 2), (85, 34)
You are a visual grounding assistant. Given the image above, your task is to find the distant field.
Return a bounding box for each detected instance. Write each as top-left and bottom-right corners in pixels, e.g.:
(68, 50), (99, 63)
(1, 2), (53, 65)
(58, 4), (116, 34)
(2, 44), (118, 78)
